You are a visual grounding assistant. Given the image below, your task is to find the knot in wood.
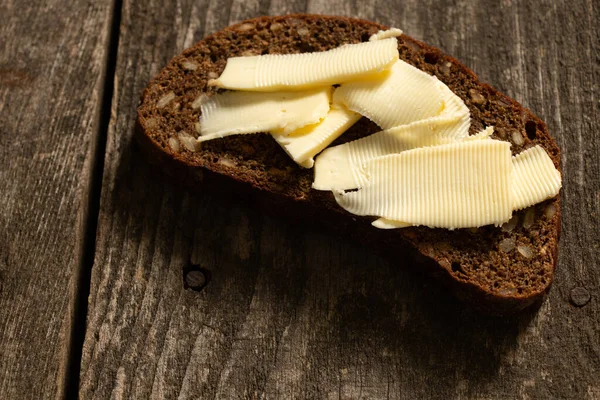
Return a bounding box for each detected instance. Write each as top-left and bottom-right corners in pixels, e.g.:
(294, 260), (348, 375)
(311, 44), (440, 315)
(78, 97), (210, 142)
(570, 287), (591, 307)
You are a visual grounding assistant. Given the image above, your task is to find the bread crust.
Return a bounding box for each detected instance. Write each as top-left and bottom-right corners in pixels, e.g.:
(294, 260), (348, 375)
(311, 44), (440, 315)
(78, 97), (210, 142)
(136, 14), (561, 315)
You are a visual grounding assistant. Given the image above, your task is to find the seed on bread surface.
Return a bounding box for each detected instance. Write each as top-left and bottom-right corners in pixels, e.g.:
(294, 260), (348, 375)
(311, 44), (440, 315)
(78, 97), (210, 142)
(168, 137), (180, 153)
(157, 91), (175, 108)
(182, 61), (198, 70)
(177, 131), (200, 152)
(512, 129), (525, 146)
(517, 244), (535, 259)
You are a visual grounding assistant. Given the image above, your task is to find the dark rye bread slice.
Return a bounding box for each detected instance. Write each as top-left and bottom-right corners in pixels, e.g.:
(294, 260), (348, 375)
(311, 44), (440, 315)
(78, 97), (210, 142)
(136, 14), (561, 315)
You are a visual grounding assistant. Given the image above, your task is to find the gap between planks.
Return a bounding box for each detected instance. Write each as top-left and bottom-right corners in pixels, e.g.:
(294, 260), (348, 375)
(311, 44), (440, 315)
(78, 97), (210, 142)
(63, 0), (124, 398)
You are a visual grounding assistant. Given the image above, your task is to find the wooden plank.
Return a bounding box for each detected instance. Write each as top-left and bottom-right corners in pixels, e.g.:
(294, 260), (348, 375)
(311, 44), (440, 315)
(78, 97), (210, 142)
(80, 0), (600, 398)
(0, 0), (114, 398)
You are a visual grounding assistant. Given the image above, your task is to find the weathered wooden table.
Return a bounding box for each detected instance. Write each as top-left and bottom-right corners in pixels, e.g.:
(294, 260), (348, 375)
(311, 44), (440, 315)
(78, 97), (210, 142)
(1, 0), (598, 398)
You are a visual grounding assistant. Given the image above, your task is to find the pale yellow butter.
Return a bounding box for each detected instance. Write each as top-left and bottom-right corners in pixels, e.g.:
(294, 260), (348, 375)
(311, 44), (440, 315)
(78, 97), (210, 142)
(312, 121), (490, 192)
(334, 60), (448, 129)
(194, 32), (560, 232)
(272, 104), (361, 168)
(369, 136), (562, 230)
(313, 124), (456, 191)
(464, 126), (494, 140)
(208, 38), (399, 91)
(334, 140), (513, 229)
(369, 127), (494, 228)
(369, 28), (403, 41)
(370, 218), (412, 229)
(512, 145), (561, 210)
(198, 88), (331, 141)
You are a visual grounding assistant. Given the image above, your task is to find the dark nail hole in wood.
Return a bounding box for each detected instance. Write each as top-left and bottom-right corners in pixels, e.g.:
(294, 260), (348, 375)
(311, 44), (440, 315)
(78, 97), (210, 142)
(183, 265), (211, 292)
(424, 51), (440, 64)
(525, 120), (537, 140)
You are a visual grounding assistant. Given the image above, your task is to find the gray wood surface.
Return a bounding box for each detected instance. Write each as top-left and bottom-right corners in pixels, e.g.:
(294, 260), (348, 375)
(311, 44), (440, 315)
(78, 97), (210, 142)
(77, 0), (600, 399)
(0, 0), (114, 399)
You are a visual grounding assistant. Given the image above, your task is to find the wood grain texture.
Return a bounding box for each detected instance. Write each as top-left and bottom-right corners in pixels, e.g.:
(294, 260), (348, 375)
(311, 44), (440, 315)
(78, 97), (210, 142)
(0, 0), (114, 398)
(80, 0), (599, 399)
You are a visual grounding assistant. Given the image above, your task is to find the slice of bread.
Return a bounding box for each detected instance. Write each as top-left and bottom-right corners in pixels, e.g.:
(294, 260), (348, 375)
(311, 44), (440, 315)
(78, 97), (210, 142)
(136, 14), (561, 315)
